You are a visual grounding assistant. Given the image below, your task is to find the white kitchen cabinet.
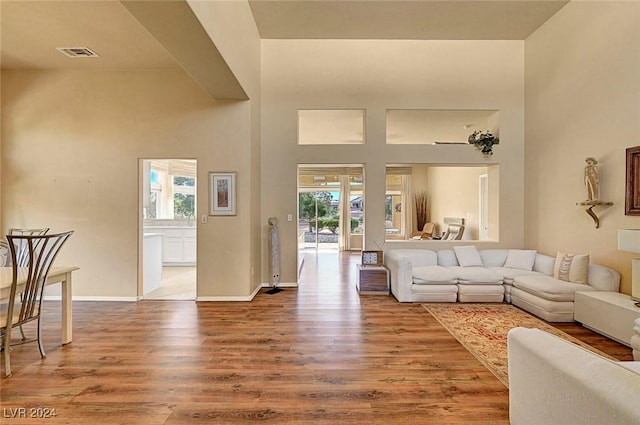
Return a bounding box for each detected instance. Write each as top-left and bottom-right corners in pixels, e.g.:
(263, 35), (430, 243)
(143, 233), (163, 294)
(144, 227), (196, 266)
(183, 236), (197, 263)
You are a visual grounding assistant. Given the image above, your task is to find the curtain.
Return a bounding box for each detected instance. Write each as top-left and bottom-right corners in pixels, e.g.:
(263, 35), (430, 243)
(401, 175), (413, 239)
(338, 175), (350, 251)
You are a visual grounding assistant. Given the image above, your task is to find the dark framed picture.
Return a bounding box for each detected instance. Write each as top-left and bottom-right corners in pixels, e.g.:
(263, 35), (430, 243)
(362, 250), (383, 266)
(625, 147), (640, 215)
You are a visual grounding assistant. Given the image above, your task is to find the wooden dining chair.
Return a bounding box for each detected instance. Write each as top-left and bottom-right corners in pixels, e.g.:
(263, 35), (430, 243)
(1, 231), (73, 377)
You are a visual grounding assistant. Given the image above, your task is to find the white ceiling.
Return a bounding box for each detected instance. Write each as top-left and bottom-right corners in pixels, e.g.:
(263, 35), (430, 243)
(0, 0), (569, 70)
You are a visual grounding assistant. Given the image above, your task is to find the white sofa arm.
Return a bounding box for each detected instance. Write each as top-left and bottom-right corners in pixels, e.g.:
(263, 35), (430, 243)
(587, 263), (621, 292)
(385, 250), (413, 302)
(508, 327), (640, 425)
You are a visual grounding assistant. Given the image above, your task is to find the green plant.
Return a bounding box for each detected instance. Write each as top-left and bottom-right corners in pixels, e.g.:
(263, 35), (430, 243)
(308, 217), (360, 234)
(468, 131), (499, 156)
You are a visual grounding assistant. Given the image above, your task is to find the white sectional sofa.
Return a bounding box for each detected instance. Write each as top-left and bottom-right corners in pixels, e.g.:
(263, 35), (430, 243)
(385, 247), (620, 322)
(508, 327), (640, 425)
(633, 318), (640, 361)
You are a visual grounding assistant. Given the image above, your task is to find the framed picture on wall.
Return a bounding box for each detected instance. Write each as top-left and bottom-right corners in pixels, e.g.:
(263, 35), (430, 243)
(626, 147), (640, 215)
(209, 172), (236, 216)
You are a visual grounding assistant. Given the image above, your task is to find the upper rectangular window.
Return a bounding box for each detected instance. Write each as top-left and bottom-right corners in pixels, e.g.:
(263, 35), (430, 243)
(298, 109), (365, 145)
(386, 109), (499, 145)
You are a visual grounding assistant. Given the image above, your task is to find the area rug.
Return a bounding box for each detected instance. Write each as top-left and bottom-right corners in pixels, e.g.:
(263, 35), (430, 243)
(422, 303), (616, 387)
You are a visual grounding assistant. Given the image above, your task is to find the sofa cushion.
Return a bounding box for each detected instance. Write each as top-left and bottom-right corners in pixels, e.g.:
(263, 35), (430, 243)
(412, 266), (458, 285)
(504, 249), (537, 271)
(448, 266), (503, 284)
(437, 250), (459, 267)
(479, 249), (509, 267)
(489, 267), (539, 284)
(513, 274), (596, 301)
(533, 253), (555, 276)
(396, 249), (438, 267)
(510, 288), (575, 318)
(554, 251), (589, 284)
(453, 246), (484, 267)
(457, 284), (504, 303)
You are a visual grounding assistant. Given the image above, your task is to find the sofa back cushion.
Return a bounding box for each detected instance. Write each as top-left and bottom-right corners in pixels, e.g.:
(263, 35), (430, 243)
(437, 249), (459, 266)
(453, 246), (484, 267)
(533, 253), (555, 276)
(479, 249), (509, 267)
(504, 249), (538, 271)
(395, 249), (438, 267)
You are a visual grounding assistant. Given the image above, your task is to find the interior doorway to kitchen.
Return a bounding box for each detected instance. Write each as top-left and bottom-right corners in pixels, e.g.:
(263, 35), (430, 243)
(140, 159), (197, 300)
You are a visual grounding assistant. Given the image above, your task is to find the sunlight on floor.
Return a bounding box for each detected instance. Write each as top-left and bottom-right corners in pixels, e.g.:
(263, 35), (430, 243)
(144, 267), (196, 300)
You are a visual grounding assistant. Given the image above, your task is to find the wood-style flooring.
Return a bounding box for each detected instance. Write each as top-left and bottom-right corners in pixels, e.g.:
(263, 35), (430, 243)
(1, 251), (633, 424)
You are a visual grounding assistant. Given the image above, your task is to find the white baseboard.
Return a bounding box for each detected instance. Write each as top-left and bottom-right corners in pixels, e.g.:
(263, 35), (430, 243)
(43, 284), (297, 303)
(261, 282), (298, 288)
(44, 296), (138, 302)
(197, 284), (262, 302)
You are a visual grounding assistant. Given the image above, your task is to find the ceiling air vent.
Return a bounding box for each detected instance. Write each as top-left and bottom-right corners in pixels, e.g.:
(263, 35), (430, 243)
(56, 47), (100, 58)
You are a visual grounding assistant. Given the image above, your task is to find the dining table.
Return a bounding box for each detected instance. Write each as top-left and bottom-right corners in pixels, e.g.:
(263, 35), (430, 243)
(0, 266), (79, 344)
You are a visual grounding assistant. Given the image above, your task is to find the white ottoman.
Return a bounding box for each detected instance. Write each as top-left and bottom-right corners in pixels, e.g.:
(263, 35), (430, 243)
(633, 318), (640, 361)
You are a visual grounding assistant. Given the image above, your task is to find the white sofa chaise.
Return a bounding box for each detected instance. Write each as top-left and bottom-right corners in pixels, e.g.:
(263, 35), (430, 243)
(385, 248), (620, 322)
(508, 327), (640, 425)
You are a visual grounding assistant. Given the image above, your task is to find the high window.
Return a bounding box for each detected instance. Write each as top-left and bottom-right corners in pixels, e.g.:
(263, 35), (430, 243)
(298, 110), (365, 145)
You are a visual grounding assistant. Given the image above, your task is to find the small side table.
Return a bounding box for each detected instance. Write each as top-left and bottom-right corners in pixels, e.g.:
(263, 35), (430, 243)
(574, 291), (640, 347)
(356, 264), (389, 295)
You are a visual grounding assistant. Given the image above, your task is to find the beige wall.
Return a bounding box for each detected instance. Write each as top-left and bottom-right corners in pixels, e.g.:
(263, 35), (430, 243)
(188, 0), (263, 297)
(188, 0), (261, 97)
(261, 39), (526, 283)
(1, 69), (258, 299)
(407, 165), (490, 240)
(525, 1), (640, 294)
(424, 166), (488, 240)
(1, 1), (262, 300)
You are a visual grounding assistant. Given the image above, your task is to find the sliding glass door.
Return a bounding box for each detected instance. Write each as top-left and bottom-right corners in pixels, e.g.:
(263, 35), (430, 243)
(297, 166), (364, 253)
(298, 190), (338, 251)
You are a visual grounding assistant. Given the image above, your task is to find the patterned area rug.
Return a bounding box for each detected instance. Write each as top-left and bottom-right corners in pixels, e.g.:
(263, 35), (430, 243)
(423, 303), (615, 387)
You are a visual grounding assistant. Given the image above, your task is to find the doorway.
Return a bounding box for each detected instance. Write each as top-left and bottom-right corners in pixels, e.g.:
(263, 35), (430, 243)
(140, 159), (197, 300)
(297, 165), (364, 280)
(298, 190), (339, 251)
(479, 174), (489, 241)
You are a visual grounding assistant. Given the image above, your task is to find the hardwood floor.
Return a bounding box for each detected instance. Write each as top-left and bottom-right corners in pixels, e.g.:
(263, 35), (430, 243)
(1, 251), (633, 424)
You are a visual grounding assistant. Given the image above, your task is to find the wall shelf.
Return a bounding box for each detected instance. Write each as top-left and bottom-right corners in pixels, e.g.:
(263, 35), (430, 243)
(576, 201), (613, 229)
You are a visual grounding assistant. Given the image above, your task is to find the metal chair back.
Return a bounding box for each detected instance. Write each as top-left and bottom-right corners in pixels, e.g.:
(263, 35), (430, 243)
(1, 231), (73, 377)
(7, 228), (50, 267)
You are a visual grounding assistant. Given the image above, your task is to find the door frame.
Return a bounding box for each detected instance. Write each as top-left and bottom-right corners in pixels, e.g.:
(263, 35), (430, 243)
(138, 158), (198, 300)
